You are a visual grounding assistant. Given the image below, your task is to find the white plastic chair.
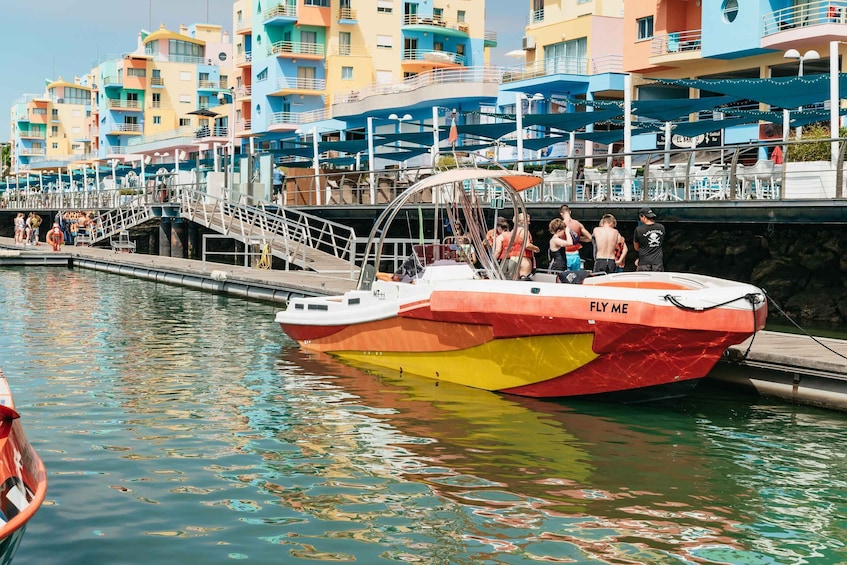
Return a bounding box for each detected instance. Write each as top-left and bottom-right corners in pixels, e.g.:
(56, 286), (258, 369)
(583, 168), (606, 201)
(753, 159), (776, 199)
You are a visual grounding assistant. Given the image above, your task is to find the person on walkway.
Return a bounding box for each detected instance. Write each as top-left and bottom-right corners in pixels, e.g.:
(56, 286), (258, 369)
(558, 205), (591, 271)
(273, 167), (284, 204)
(592, 214), (626, 274)
(13, 213), (25, 245)
(633, 207), (665, 271)
(547, 218), (573, 272)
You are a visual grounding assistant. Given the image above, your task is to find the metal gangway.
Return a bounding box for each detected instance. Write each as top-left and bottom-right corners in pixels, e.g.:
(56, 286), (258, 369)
(89, 185), (358, 275)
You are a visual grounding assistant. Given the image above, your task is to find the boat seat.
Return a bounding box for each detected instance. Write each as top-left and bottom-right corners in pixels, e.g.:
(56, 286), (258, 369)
(413, 243), (458, 266)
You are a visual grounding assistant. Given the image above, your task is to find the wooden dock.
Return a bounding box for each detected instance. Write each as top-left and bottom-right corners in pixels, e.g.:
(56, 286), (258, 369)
(0, 239), (358, 304)
(2, 238), (846, 411)
(714, 331), (847, 411)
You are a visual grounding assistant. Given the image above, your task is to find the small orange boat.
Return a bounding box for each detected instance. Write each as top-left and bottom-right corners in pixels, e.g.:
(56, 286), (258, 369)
(0, 368), (47, 562)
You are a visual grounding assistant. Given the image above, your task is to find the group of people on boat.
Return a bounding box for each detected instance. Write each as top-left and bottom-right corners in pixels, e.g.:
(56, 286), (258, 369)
(484, 204), (665, 282)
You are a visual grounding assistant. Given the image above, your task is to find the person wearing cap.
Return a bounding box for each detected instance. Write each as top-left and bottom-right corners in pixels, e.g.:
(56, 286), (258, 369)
(633, 208), (665, 271)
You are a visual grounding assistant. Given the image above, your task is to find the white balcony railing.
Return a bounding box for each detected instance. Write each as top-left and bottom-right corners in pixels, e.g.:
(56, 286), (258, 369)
(108, 99), (142, 110)
(651, 29), (702, 56)
(268, 41), (325, 57)
(334, 66), (502, 104)
(402, 14), (470, 34)
(763, 1), (847, 36)
(274, 77), (327, 91)
(263, 3), (297, 20)
(110, 123), (143, 133)
(402, 49), (467, 66)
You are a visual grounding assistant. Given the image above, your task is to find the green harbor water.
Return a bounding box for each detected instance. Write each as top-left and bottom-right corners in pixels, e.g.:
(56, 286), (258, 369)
(1, 268), (846, 564)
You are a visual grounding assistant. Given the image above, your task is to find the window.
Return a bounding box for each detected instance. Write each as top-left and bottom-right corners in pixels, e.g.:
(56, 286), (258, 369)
(339, 31), (351, 55)
(377, 0), (393, 13)
(377, 34), (393, 48)
(304, 0), (329, 5)
(301, 30), (317, 46)
(257, 68), (268, 81)
(127, 68), (146, 77)
(179, 118), (191, 127)
(722, 0), (739, 23)
(52, 142), (58, 149)
(457, 10), (466, 23)
(180, 71), (191, 81)
(153, 116), (161, 124)
(52, 108), (59, 117)
(179, 94), (191, 103)
(200, 95), (210, 108)
(456, 44), (465, 57)
(342, 66), (353, 80)
(199, 72), (210, 82)
(51, 126), (58, 137)
(376, 70), (392, 84)
(637, 16), (654, 40)
(152, 93), (161, 108)
(71, 126), (80, 134)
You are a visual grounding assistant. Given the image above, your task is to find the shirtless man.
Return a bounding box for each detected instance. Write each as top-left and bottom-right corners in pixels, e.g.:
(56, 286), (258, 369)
(592, 214), (626, 274)
(558, 205), (592, 271)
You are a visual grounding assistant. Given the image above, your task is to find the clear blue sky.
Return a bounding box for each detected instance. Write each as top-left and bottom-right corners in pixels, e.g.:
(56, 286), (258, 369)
(0, 0), (521, 142)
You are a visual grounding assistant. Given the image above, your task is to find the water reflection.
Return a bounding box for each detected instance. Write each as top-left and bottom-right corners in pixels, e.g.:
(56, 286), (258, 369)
(1, 269), (846, 564)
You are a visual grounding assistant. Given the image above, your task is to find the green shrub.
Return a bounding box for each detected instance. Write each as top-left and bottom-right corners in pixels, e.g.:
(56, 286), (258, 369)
(787, 124), (847, 162)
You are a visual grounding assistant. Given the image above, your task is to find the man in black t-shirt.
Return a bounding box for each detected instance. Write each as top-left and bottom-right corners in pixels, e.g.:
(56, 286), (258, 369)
(633, 208), (665, 271)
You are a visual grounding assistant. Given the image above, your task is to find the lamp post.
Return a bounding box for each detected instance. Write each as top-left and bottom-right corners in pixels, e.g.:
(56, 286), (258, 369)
(367, 116), (375, 202)
(108, 158), (119, 190)
(296, 126), (322, 206)
(388, 113), (412, 169)
(217, 86), (236, 199)
(515, 92), (544, 172)
(784, 48), (820, 140)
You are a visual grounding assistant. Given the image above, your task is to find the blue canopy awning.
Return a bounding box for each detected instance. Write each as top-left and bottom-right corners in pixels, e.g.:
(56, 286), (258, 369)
(654, 74), (847, 110)
(632, 96), (740, 121)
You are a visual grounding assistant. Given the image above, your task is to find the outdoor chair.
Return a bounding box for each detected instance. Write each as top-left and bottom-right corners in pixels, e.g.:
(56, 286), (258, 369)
(583, 168), (606, 201)
(752, 159), (777, 199)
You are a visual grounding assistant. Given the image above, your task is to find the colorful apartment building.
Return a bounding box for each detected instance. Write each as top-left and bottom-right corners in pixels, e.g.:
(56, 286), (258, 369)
(9, 79), (92, 173)
(622, 0), (841, 145)
(8, 23), (233, 175)
(230, 0), (497, 150)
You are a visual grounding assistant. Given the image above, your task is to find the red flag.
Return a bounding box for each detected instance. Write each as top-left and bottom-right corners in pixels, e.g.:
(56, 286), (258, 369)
(448, 115), (458, 146)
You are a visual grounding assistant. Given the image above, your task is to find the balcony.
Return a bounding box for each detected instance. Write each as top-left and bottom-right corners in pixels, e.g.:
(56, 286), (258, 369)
(484, 30), (497, 47)
(19, 129), (45, 139)
(762, 1), (847, 47)
(332, 66), (501, 117)
(101, 76), (122, 89)
(267, 111), (328, 131)
(151, 77), (164, 87)
(235, 120), (253, 137)
(263, 3), (297, 24)
(269, 76), (327, 96)
(235, 85), (252, 99)
(268, 41), (325, 58)
(108, 123), (143, 135)
(19, 148), (46, 157)
(194, 125), (229, 140)
(198, 79), (229, 91)
(651, 29), (702, 58)
(235, 19), (252, 34)
(402, 14), (470, 36)
(235, 52), (253, 67)
(401, 49), (467, 70)
(108, 99), (143, 111)
(337, 7), (357, 22)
